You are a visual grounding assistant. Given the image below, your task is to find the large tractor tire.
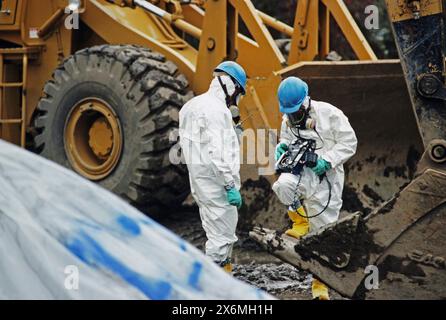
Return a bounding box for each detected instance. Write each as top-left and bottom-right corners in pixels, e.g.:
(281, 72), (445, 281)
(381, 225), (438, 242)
(33, 45), (193, 214)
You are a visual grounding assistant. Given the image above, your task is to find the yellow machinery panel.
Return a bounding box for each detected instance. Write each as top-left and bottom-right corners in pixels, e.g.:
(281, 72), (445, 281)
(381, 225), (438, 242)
(0, 0), (18, 25)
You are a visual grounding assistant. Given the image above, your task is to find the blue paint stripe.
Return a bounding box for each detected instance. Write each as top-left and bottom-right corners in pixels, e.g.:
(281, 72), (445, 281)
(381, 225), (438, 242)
(66, 231), (171, 299)
(188, 261), (202, 289)
(116, 215), (141, 236)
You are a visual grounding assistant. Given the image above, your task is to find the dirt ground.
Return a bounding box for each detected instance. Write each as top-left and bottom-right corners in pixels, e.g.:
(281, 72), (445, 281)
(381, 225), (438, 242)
(157, 207), (345, 300)
(153, 172), (392, 299)
(154, 173), (379, 300)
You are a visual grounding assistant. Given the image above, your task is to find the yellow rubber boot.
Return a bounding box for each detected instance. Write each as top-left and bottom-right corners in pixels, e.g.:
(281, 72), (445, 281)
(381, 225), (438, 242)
(312, 279), (330, 300)
(285, 206), (310, 239)
(222, 263), (233, 273)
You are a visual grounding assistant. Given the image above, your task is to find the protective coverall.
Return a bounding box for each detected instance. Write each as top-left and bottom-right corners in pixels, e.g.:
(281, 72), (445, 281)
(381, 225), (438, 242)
(273, 98), (357, 299)
(179, 76), (240, 265)
(273, 98), (357, 231)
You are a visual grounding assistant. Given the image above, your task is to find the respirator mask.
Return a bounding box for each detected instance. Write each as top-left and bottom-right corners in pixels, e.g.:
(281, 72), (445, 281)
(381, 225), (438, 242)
(286, 97), (316, 130)
(217, 76), (244, 124)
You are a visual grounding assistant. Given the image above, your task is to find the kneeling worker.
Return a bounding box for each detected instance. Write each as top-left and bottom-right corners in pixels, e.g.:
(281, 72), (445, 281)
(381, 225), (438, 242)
(272, 77), (357, 299)
(179, 61), (247, 273)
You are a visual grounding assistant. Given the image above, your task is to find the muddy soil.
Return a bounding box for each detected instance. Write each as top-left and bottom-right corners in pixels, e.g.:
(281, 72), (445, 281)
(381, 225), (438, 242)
(156, 166), (410, 299)
(157, 207), (345, 300)
(155, 175), (366, 299)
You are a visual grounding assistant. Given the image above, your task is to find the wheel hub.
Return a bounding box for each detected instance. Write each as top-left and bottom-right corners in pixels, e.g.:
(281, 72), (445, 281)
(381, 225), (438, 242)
(89, 118), (114, 159)
(64, 98), (122, 181)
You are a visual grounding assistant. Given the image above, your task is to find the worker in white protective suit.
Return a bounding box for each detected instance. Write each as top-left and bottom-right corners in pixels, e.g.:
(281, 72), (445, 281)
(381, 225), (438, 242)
(179, 61), (247, 273)
(272, 76), (357, 299)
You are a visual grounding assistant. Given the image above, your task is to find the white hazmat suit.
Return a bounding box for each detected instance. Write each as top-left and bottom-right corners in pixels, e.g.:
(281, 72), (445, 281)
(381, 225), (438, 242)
(179, 76), (240, 264)
(272, 98), (357, 231)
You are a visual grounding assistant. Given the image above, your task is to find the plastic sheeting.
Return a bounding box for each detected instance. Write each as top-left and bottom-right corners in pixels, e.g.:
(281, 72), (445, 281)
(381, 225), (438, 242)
(0, 140), (273, 300)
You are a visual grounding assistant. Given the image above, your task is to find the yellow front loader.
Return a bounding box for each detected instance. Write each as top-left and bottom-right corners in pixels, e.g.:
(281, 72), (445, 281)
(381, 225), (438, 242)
(0, 0), (402, 210)
(0, 0), (445, 298)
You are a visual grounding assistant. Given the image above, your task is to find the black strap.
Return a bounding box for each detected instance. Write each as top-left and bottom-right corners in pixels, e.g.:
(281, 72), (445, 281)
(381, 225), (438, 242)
(217, 76), (231, 107)
(297, 99), (312, 130)
(314, 128), (325, 150)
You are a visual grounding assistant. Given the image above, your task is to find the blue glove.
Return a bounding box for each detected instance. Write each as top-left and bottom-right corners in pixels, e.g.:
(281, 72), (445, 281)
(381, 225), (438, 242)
(312, 158), (332, 176)
(226, 188), (242, 209)
(275, 143), (288, 161)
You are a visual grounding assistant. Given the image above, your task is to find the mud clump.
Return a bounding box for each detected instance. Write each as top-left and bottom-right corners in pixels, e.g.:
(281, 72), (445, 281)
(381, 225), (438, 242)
(233, 262), (312, 296)
(362, 184), (384, 206)
(295, 215), (359, 266)
(384, 166), (407, 179)
(342, 185), (368, 214)
(233, 262), (346, 300)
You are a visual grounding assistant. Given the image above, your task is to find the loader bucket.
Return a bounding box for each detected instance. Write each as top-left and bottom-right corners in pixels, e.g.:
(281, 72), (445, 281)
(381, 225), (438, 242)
(278, 59), (424, 212)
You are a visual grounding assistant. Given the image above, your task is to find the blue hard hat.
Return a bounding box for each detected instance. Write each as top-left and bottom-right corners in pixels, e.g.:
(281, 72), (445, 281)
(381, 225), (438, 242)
(278, 77), (309, 113)
(215, 61), (247, 94)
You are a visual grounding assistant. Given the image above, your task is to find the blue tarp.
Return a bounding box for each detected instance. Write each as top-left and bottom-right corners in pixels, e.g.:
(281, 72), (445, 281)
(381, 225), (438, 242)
(0, 140), (273, 300)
